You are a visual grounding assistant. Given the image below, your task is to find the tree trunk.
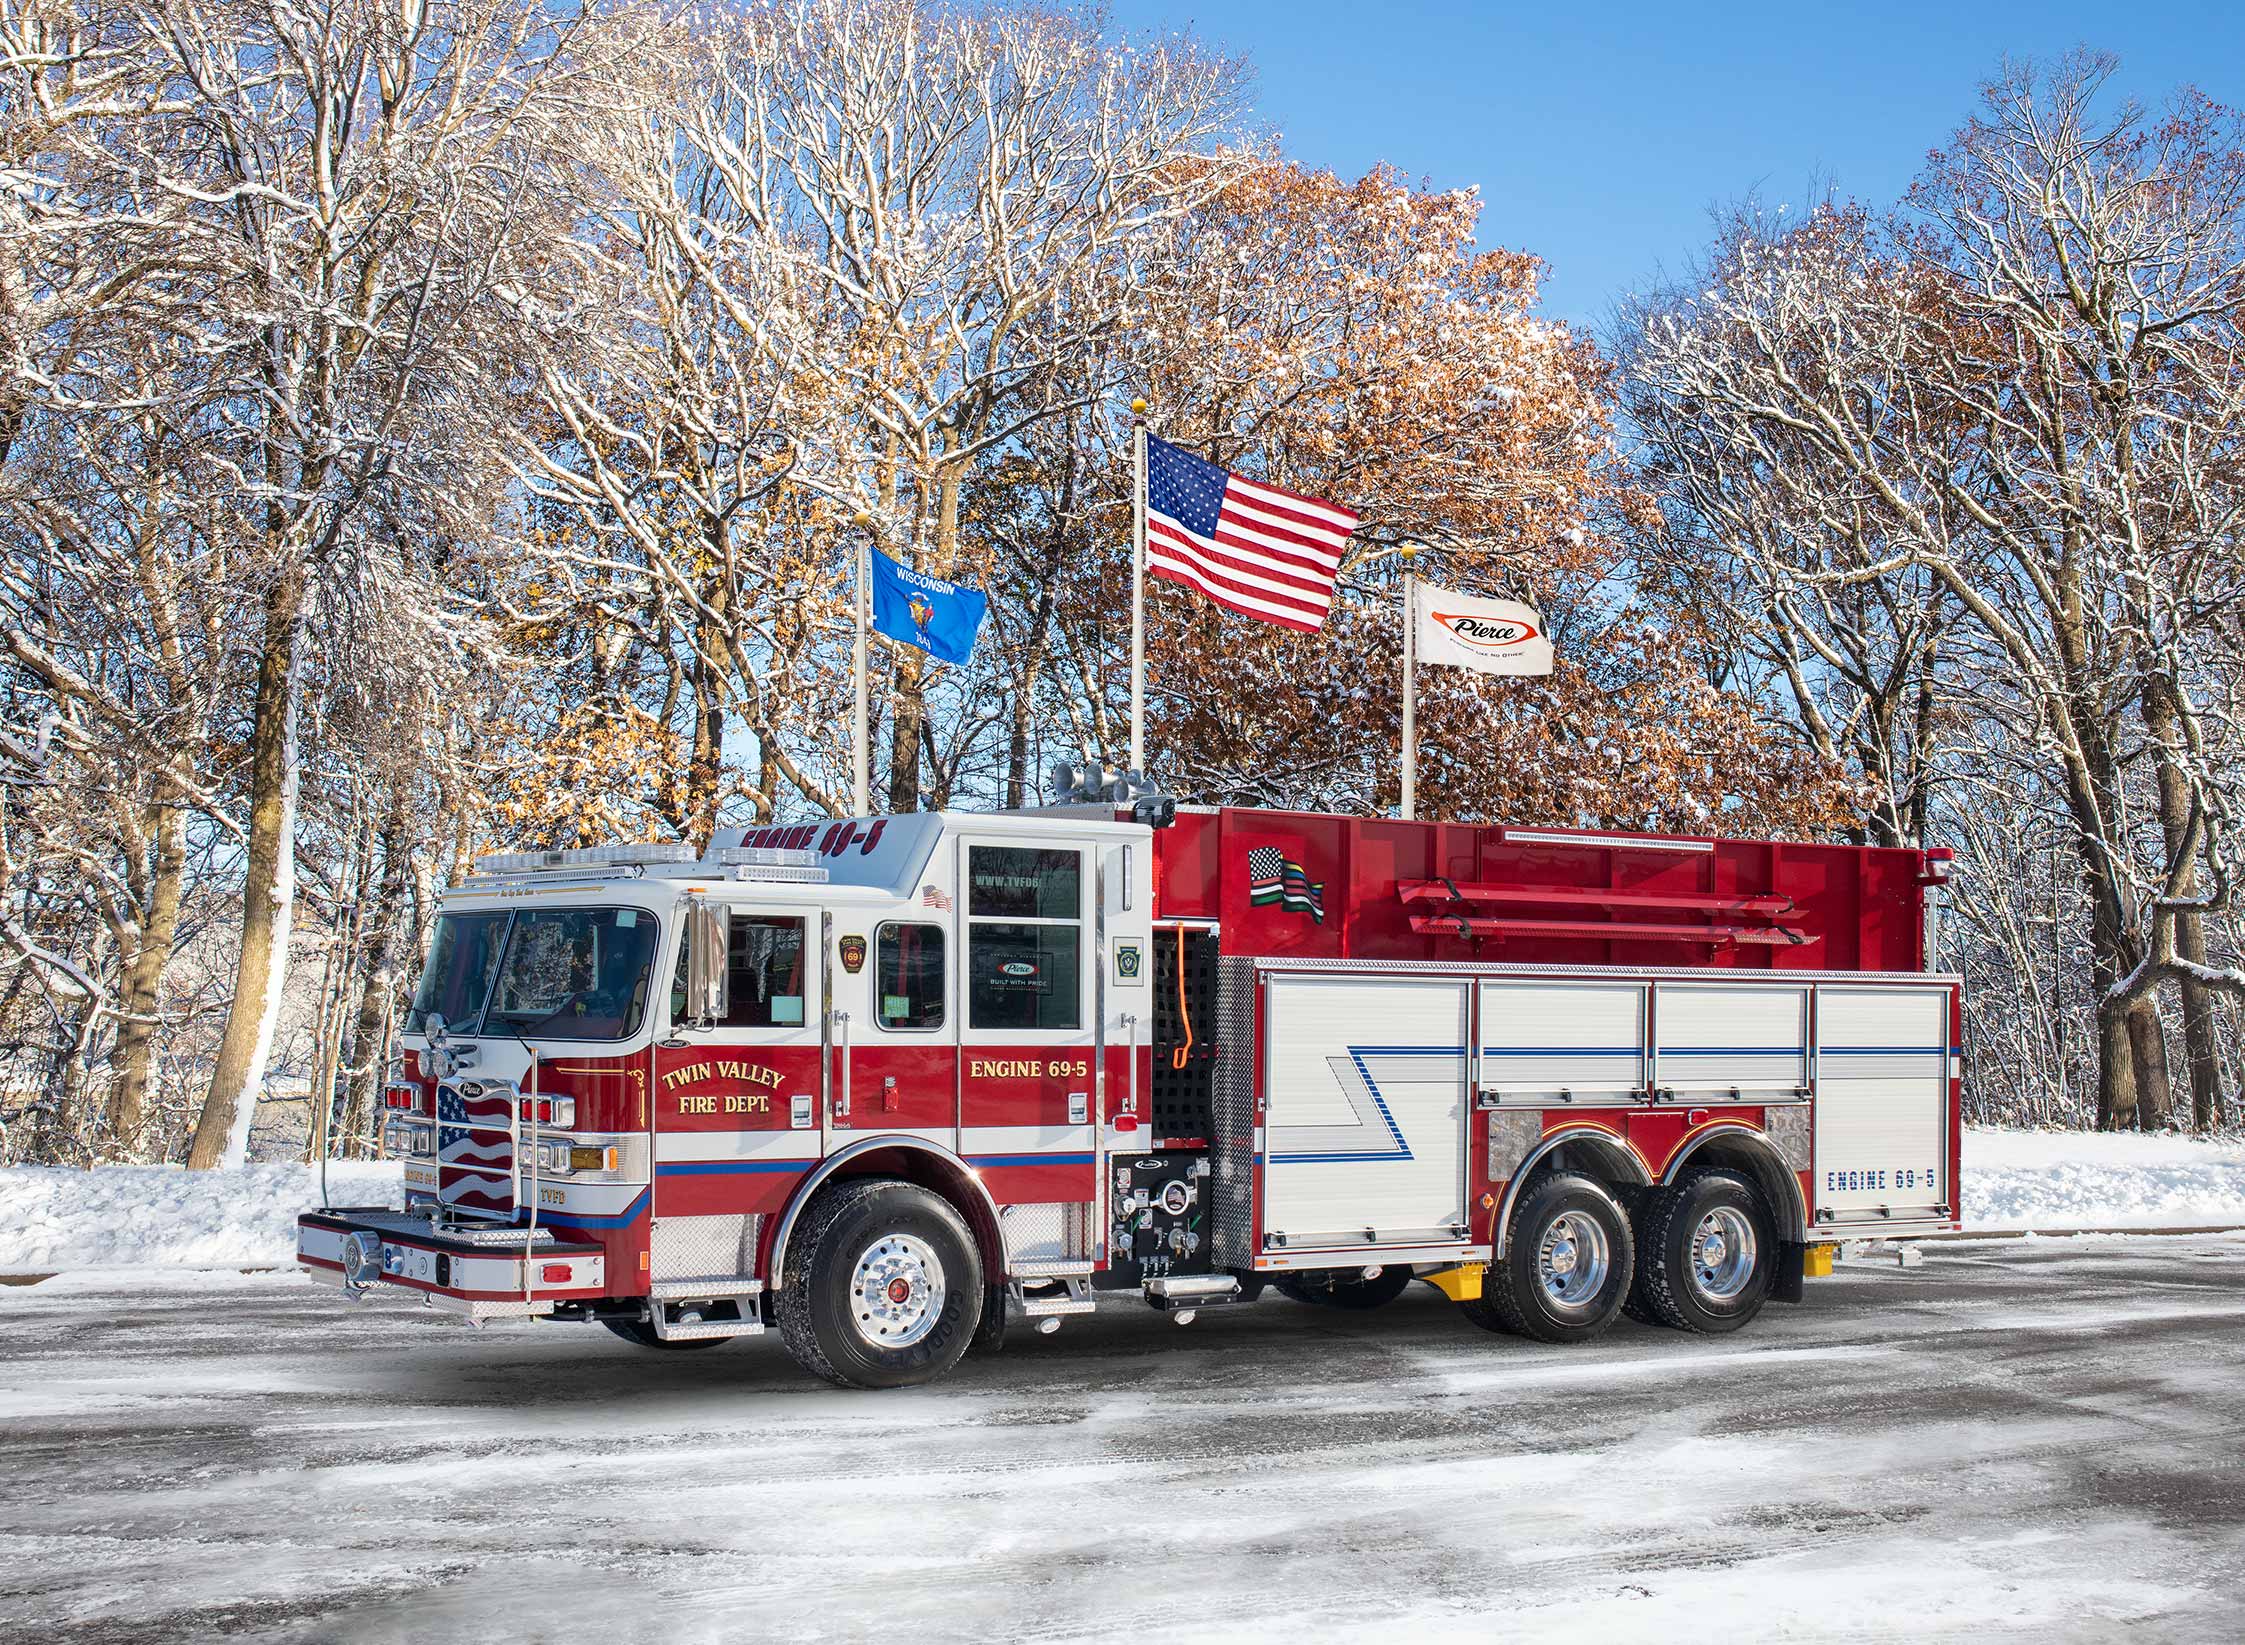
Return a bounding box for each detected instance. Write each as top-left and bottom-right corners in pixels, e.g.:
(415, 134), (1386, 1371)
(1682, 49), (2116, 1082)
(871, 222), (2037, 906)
(2142, 671), (2227, 1130)
(340, 795), (411, 1156)
(2178, 915), (2226, 1130)
(2125, 999), (2174, 1131)
(188, 569), (308, 1170)
(2094, 992), (2137, 1131)
(886, 646), (924, 812)
(107, 800), (186, 1153)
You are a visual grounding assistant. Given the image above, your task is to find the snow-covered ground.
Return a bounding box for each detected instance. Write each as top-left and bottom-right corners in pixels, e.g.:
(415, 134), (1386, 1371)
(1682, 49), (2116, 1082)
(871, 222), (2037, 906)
(3, 1239), (2242, 1642)
(3, 1127), (2243, 1274)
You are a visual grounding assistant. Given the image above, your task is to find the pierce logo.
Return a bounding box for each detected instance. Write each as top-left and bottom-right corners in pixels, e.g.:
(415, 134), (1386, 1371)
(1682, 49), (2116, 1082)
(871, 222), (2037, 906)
(1434, 612), (1541, 652)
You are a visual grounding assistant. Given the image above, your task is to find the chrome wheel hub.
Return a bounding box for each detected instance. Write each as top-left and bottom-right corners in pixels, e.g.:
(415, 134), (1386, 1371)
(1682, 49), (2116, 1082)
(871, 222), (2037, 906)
(1689, 1207), (1757, 1302)
(1535, 1210), (1611, 1316)
(849, 1233), (945, 1349)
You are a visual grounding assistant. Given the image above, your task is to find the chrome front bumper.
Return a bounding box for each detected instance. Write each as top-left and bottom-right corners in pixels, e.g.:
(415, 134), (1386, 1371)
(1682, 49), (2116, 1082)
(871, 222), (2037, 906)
(298, 1207), (608, 1322)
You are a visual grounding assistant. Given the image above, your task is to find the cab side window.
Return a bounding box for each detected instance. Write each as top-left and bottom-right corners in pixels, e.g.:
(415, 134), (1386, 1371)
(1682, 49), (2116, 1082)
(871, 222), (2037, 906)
(876, 923), (945, 1030)
(670, 914), (807, 1029)
(966, 846), (1082, 1032)
(725, 915), (806, 1028)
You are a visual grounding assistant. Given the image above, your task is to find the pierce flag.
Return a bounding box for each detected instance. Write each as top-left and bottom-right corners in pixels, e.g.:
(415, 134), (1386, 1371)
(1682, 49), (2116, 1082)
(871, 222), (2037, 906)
(867, 548), (987, 667)
(1411, 581), (1553, 676)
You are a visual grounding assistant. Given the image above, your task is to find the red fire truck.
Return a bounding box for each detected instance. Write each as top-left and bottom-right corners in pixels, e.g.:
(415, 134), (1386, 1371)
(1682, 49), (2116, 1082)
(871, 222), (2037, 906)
(298, 805), (1961, 1387)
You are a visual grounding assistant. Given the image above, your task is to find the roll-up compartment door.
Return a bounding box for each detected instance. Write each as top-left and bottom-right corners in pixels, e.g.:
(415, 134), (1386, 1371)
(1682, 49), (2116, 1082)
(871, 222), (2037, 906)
(1263, 976), (1467, 1247)
(1478, 981), (1645, 1104)
(1654, 983), (1808, 1096)
(1813, 986), (1949, 1224)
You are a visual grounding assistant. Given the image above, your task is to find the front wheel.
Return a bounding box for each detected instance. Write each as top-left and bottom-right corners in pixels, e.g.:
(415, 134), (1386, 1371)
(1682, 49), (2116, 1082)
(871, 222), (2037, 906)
(1630, 1168), (1776, 1334)
(776, 1179), (984, 1389)
(1274, 1265), (1415, 1310)
(1462, 1172), (1633, 1344)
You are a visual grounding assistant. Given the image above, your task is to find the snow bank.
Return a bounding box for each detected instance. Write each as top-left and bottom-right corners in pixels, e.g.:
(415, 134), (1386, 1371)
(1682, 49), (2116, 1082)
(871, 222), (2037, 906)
(3, 1128), (2242, 1274)
(1963, 1126), (2245, 1230)
(0, 1162), (401, 1273)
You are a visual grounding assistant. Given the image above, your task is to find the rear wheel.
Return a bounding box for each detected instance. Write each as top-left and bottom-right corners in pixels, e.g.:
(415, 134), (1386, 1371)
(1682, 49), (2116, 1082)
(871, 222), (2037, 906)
(1462, 1172), (1633, 1344)
(602, 1316), (729, 1351)
(1274, 1265), (1415, 1310)
(776, 1179), (984, 1389)
(1630, 1168), (1776, 1334)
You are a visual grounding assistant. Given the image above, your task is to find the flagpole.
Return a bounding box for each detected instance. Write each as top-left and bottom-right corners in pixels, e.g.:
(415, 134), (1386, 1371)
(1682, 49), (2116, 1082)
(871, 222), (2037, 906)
(1129, 398), (1148, 779)
(850, 510), (870, 816)
(1400, 543), (1418, 822)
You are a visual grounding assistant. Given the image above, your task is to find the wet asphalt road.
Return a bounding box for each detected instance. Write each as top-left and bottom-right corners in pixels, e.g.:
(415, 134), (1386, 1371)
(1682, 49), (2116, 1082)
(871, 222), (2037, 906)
(2, 1237), (2243, 1644)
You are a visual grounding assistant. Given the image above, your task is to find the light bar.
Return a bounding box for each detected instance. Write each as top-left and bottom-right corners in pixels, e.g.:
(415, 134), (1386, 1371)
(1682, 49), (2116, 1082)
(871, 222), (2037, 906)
(714, 845), (820, 868)
(476, 842), (697, 874)
(713, 845), (828, 883)
(1500, 828), (1715, 855)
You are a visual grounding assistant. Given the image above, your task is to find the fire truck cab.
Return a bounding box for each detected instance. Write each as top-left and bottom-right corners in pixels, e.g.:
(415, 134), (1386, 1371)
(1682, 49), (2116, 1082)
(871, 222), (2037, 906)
(299, 806), (1962, 1388)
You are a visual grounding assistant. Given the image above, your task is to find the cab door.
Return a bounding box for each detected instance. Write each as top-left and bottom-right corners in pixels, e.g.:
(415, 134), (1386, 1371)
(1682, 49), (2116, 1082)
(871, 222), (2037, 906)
(955, 837), (1100, 1233)
(649, 904), (822, 1279)
(829, 911), (957, 1146)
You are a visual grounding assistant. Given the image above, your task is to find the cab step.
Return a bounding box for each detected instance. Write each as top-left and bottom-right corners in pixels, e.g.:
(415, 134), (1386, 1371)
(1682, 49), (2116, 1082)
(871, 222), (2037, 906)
(650, 1277), (766, 1301)
(1012, 1275), (1097, 1317)
(651, 1299), (764, 1341)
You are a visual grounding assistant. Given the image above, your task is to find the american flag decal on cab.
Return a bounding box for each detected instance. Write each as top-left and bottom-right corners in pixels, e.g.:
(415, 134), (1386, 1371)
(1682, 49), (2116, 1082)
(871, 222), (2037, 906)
(1247, 845), (1325, 923)
(436, 1081), (516, 1216)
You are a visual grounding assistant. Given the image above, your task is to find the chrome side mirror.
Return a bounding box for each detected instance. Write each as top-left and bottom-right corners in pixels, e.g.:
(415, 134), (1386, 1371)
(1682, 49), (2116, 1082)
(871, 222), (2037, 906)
(686, 898), (729, 1025)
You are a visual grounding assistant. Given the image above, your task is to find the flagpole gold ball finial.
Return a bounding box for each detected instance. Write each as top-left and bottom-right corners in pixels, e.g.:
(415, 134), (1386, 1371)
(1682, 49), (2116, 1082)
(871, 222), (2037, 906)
(1131, 398), (1148, 416)
(850, 510), (871, 529)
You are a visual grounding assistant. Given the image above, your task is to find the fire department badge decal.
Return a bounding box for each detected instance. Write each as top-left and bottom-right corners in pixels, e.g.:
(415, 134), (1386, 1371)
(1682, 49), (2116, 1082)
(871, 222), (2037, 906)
(838, 933), (867, 974)
(1116, 941), (1144, 983)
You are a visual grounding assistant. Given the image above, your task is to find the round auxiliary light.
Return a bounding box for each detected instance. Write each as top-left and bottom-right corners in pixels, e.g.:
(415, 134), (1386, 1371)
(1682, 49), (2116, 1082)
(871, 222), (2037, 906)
(339, 1230), (384, 1290)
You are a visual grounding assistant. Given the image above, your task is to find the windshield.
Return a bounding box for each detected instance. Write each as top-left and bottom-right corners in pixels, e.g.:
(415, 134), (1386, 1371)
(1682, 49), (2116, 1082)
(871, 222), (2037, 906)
(407, 910), (509, 1036)
(481, 907), (661, 1041)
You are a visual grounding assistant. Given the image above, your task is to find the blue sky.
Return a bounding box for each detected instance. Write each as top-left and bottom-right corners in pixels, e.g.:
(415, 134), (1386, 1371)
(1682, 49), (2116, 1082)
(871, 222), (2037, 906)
(1122, 1), (2244, 332)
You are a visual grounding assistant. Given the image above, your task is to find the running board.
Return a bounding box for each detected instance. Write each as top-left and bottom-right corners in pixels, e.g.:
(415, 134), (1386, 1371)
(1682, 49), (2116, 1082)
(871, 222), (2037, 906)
(1144, 1273), (1244, 1312)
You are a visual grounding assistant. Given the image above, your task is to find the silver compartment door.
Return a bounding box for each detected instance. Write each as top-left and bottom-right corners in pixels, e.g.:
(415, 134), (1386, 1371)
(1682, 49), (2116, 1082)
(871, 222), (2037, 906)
(1655, 982), (1810, 1097)
(1478, 980), (1646, 1105)
(1813, 985), (1950, 1225)
(1262, 977), (1467, 1247)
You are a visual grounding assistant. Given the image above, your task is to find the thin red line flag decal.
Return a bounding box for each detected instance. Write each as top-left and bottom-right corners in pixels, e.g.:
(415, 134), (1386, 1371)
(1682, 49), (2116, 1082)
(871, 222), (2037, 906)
(1144, 434), (1357, 632)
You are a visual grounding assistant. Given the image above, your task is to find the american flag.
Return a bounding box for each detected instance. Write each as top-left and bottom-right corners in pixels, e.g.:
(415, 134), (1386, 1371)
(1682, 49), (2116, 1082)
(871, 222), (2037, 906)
(1247, 845), (1325, 924)
(1144, 434), (1357, 633)
(436, 1082), (517, 1216)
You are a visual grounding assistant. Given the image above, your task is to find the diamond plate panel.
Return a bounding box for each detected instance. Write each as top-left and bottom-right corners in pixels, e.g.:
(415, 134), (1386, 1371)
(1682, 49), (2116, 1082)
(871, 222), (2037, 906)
(650, 1213), (761, 1283)
(1210, 956), (1261, 1267)
(1486, 1108), (1544, 1184)
(1000, 1201), (1092, 1268)
(1764, 1102), (1811, 1171)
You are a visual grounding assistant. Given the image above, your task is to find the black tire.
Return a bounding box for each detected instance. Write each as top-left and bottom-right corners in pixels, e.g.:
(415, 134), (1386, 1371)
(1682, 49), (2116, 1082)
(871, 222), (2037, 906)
(1461, 1171), (1633, 1345)
(602, 1315), (730, 1351)
(776, 1179), (984, 1389)
(1631, 1168), (1776, 1334)
(1274, 1265), (1415, 1310)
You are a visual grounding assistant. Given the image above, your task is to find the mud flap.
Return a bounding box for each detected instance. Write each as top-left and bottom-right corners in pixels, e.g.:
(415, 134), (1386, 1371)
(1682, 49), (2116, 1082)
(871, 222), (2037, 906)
(1773, 1241), (1807, 1304)
(969, 1280), (1006, 1353)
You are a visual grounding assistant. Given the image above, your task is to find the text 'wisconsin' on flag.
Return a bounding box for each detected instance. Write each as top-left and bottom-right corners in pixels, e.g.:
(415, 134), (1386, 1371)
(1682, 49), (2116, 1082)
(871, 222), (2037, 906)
(1144, 434), (1358, 633)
